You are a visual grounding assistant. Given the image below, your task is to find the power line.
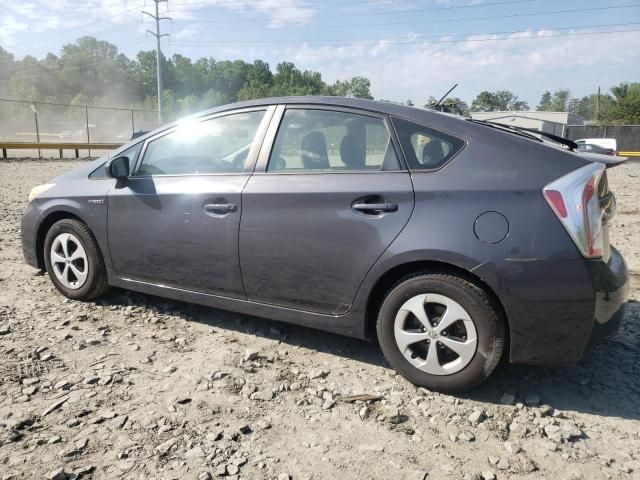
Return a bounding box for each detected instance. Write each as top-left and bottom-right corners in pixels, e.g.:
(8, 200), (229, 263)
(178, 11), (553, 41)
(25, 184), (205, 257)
(0, 21), (144, 67)
(171, 3), (640, 30)
(0, 4), (145, 49)
(167, 22), (640, 46)
(171, 27), (640, 49)
(170, 0), (537, 24)
(143, 0), (172, 123)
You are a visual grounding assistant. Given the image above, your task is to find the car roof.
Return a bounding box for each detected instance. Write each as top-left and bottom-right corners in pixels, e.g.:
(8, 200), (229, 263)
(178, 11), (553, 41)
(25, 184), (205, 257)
(192, 96), (469, 132)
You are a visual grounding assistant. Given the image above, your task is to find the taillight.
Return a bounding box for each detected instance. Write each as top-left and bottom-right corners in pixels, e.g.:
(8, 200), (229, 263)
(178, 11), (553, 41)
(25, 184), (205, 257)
(543, 163), (606, 258)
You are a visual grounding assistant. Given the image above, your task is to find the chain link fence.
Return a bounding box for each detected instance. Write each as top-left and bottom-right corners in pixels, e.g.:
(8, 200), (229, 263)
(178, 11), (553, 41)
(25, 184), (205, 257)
(564, 125), (640, 152)
(0, 98), (162, 158)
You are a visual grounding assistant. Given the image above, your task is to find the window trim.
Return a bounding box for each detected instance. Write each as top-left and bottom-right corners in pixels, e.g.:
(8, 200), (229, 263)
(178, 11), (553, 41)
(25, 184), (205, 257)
(253, 104), (407, 174)
(130, 106), (274, 178)
(389, 115), (467, 173)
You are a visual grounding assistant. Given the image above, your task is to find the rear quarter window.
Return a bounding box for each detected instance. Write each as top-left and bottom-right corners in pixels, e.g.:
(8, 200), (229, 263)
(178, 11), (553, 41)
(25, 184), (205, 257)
(392, 117), (465, 171)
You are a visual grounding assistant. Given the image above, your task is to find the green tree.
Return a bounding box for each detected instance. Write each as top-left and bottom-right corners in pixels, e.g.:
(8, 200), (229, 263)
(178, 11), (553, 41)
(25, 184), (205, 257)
(537, 91), (552, 111)
(328, 76), (373, 99)
(470, 90), (528, 111)
(599, 82), (640, 124)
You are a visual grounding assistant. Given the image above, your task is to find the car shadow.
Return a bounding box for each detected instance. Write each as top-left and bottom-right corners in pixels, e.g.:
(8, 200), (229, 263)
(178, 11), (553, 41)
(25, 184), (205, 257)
(97, 289), (640, 421)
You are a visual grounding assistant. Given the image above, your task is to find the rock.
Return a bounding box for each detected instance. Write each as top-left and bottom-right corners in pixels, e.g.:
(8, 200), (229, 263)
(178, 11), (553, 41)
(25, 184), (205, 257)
(458, 431), (476, 442)
(277, 474), (291, 480)
(49, 435), (62, 444)
(238, 424), (252, 434)
(441, 463), (455, 474)
(500, 392), (516, 405)
(82, 375), (99, 385)
(308, 368), (329, 380)
(357, 444), (385, 453)
(524, 393), (541, 406)
(322, 399), (335, 410)
(23, 386), (37, 395)
(496, 458), (510, 470)
(48, 468), (66, 480)
(54, 380), (71, 390)
(504, 441), (521, 454)
(214, 464), (226, 476)
(42, 396), (69, 416)
(412, 471), (429, 480)
(359, 406), (370, 420)
(244, 349), (259, 361)
(22, 377), (39, 386)
(73, 465), (95, 477)
(0, 324), (10, 335)
(156, 437), (179, 454)
(185, 446), (205, 459)
(75, 438), (89, 450)
(226, 464), (239, 475)
(468, 410), (485, 425)
(541, 440), (558, 452)
(251, 389), (274, 401)
(198, 472), (212, 480)
(481, 472), (496, 480)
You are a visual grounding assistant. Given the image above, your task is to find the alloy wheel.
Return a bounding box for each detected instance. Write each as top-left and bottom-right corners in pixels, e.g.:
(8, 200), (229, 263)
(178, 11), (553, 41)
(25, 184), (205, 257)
(50, 233), (88, 290)
(393, 293), (478, 375)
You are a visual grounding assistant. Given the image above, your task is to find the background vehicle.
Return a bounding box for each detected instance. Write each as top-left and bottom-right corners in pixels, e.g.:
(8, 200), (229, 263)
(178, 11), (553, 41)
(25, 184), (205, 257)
(21, 97), (629, 392)
(576, 143), (615, 155)
(576, 138), (618, 155)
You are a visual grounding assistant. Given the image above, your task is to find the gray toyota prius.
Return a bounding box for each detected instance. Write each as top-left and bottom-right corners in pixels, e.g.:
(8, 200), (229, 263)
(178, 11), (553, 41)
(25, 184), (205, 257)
(21, 96), (629, 392)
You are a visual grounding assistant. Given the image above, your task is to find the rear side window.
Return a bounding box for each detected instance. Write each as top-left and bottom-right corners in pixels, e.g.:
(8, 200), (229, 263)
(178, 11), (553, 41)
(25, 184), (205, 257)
(392, 117), (464, 170)
(137, 110), (265, 176)
(267, 109), (400, 172)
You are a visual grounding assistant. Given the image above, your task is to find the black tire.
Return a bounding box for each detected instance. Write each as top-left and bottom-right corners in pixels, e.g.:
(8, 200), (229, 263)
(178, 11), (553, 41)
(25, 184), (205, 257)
(43, 219), (110, 300)
(376, 272), (504, 393)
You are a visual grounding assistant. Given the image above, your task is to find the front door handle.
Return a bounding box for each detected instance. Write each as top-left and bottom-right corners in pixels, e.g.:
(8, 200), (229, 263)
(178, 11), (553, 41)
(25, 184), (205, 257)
(204, 203), (237, 214)
(352, 202), (398, 213)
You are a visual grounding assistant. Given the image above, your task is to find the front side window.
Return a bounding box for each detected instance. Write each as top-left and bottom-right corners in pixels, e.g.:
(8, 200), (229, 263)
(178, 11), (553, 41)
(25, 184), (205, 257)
(392, 117), (465, 170)
(137, 110), (265, 175)
(267, 109), (400, 172)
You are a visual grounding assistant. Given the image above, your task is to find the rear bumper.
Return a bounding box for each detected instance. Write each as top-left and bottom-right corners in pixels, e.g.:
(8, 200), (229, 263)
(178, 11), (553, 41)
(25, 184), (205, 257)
(21, 202), (42, 269)
(485, 247), (629, 367)
(584, 245), (629, 348)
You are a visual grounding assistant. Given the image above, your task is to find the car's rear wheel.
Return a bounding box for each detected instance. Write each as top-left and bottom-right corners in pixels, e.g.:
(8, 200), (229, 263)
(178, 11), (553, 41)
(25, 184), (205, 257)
(376, 272), (504, 393)
(43, 219), (109, 300)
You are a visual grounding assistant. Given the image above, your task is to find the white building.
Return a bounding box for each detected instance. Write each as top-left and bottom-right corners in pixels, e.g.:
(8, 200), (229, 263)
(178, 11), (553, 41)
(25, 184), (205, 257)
(470, 111), (584, 136)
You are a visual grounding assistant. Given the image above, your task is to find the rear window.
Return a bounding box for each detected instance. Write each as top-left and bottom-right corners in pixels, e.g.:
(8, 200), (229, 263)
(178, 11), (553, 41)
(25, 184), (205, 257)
(392, 117), (464, 170)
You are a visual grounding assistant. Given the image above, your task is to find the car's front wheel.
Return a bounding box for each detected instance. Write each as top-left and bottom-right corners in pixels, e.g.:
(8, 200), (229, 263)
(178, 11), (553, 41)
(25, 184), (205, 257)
(377, 272), (504, 393)
(43, 219), (109, 300)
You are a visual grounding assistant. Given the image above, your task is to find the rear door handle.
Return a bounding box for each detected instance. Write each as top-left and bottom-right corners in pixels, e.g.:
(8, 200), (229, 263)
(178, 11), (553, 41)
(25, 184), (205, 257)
(352, 202), (398, 213)
(204, 203), (237, 214)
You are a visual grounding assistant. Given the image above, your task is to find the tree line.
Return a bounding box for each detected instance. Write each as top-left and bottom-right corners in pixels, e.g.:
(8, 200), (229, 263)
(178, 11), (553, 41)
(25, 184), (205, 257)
(0, 36), (638, 124)
(0, 37), (372, 118)
(427, 85), (639, 124)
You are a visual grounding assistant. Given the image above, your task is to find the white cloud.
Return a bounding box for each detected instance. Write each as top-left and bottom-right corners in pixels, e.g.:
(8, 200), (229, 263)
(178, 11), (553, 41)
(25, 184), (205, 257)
(275, 28), (640, 105)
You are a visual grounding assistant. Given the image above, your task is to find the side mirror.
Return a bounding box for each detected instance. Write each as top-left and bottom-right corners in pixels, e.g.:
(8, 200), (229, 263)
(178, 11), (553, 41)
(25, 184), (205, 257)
(107, 156), (130, 179)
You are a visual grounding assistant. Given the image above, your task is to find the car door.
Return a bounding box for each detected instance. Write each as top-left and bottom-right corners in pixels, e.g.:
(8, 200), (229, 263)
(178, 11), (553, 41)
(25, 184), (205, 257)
(107, 107), (273, 297)
(239, 105), (415, 314)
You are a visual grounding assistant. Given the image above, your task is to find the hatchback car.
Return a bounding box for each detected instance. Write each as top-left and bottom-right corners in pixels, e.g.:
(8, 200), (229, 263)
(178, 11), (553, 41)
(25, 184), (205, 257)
(21, 97), (629, 392)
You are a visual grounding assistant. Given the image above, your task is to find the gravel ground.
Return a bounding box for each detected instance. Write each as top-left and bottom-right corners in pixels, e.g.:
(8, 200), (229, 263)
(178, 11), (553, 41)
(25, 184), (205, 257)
(0, 159), (639, 480)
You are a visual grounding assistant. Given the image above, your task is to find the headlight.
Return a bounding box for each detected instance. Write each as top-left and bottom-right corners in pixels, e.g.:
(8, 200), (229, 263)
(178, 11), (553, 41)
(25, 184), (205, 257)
(28, 183), (55, 202)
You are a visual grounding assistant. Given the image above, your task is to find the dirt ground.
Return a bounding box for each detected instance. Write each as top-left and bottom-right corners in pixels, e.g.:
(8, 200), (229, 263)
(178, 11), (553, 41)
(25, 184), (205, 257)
(0, 159), (639, 480)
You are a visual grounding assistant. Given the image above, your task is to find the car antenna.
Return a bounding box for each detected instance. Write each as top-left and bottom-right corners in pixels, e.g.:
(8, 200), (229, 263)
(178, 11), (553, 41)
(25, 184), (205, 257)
(434, 83), (458, 110)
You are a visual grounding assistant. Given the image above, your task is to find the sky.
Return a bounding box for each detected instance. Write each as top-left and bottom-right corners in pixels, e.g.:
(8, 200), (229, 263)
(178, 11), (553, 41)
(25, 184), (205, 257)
(1, 0), (639, 106)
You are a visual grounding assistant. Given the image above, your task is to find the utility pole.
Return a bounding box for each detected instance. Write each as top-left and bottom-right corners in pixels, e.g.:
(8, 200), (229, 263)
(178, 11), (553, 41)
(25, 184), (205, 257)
(143, 0), (171, 124)
(596, 86), (601, 119)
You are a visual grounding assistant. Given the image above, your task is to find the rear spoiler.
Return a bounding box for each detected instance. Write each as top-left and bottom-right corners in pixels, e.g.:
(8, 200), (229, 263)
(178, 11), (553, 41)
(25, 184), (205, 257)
(578, 152), (628, 168)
